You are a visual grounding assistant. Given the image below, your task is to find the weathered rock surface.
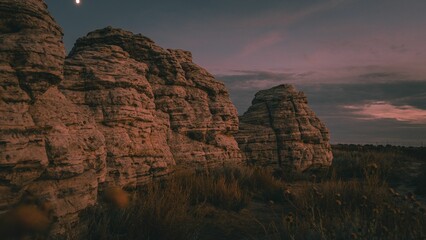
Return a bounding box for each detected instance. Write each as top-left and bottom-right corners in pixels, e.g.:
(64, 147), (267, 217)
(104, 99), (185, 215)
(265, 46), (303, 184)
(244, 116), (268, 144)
(62, 27), (243, 175)
(0, 0), (106, 235)
(236, 84), (333, 171)
(0, 0), (332, 236)
(62, 35), (175, 188)
(0, 0), (243, 236)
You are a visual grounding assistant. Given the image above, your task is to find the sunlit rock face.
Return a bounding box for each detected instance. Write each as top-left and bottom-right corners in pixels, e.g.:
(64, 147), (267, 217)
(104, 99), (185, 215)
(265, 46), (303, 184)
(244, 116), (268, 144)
(0, 0), (106, 235)
(63, 27), (243, 173)
(236, 84), (333, 171)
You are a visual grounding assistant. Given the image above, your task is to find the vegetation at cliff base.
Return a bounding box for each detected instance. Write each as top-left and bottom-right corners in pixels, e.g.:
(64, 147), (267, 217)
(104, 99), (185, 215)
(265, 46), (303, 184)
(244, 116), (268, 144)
(79, 145), (426, 240)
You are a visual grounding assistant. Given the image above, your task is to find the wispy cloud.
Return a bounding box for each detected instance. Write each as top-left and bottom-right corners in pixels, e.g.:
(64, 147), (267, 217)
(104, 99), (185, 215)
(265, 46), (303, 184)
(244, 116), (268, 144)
(239, 0), (350, 28)
(344, 101), (426, 124)
(237, 32), (284, 58)
(231, 0), (351, 59)
(215, 67), (424, 88)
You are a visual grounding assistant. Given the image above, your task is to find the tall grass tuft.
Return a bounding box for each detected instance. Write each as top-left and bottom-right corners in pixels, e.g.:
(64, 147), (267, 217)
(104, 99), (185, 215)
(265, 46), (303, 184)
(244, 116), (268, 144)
(85, 180), (198, 240)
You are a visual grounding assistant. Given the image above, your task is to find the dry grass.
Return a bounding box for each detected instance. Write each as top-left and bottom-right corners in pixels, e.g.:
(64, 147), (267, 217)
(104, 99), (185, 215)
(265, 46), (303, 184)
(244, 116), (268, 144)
(6, 145), (425, 240)
(85, 180), (197, 240)
(330, 144), (425, 184)
(81, 153), (426, 239)
(274, 179), (426, 239)
(175, 170), (251, 211)
(415, 163), (426, 196)
(84, 168), (280, 239)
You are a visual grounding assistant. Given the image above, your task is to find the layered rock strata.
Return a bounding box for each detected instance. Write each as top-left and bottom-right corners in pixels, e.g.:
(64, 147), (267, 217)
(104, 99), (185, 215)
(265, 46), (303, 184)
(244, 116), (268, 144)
(0, 0), (106, 235)
(0, 0), (333, 236)
(0, 0), (243, 235)
(62, 27), (243, 177)
(236, 84), (333, 171)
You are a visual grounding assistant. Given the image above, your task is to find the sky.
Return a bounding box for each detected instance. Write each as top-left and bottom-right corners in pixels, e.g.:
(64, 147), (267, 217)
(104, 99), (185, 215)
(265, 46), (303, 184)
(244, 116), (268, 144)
(45, 0), (426, 146)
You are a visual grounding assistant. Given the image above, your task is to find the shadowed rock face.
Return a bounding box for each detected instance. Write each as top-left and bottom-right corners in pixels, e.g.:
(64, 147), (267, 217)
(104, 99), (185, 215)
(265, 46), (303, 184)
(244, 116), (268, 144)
(236, 84), (333, 171)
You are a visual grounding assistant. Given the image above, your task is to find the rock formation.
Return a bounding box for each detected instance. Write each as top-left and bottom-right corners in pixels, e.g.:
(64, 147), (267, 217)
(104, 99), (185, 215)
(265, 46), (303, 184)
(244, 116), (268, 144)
(61, 27), (243, 187)
(0, 0), (332, 236)
(0, 0), (242, 235)
(236, 84), (333, 171)
(0, 0), (107, 235)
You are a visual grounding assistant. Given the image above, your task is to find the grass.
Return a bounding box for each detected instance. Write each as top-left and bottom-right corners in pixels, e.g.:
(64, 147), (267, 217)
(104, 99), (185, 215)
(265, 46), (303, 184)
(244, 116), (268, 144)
(4, 145), (426, 239)
(415, 163), (426, 196)
(85, 180), (197, 240)
(83, 167), (282, 240)
(275, 179), (426, 239)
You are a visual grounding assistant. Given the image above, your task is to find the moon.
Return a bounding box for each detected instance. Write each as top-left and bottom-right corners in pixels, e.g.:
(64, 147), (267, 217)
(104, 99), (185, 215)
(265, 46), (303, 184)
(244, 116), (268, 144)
(76, 0), (80, 4)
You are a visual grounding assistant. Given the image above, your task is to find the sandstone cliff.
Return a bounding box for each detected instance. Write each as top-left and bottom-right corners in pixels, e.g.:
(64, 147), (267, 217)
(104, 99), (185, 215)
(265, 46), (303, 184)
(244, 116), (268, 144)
(0, 0), (242, 236)
(0, 0), (333, 236)
(236, 84), (333, 171)
(62, 27), (243, 187)
(0, 0), (107, 235)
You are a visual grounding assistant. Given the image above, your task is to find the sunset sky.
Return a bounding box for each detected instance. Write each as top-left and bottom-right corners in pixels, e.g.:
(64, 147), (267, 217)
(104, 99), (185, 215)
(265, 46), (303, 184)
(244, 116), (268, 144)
(45, 0), (426, 146)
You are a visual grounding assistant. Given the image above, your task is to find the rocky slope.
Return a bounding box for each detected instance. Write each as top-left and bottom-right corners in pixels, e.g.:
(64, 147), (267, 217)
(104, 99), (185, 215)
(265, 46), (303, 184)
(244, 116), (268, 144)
(236, 85), (333, 171)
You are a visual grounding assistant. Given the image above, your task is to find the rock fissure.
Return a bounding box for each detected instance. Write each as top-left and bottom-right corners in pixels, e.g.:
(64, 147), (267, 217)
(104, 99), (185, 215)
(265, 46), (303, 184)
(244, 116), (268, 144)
(265, 102), (283, 166)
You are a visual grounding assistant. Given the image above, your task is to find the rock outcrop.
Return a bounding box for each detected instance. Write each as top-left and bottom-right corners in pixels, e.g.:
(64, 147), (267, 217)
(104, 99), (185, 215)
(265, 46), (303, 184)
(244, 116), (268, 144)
(236, 84), (333, 171)
(0, 0), (106, 235)
(0, 0), (243, 235)
(0, 0), (332, 236)
(62, 27), (243, 181)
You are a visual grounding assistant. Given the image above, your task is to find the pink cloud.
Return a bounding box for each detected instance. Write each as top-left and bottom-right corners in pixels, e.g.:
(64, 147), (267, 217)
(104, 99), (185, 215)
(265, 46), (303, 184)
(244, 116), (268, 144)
(237, 32), (284, 57)
(226, 0), (350, 63)
(344, 101), (426, 124)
